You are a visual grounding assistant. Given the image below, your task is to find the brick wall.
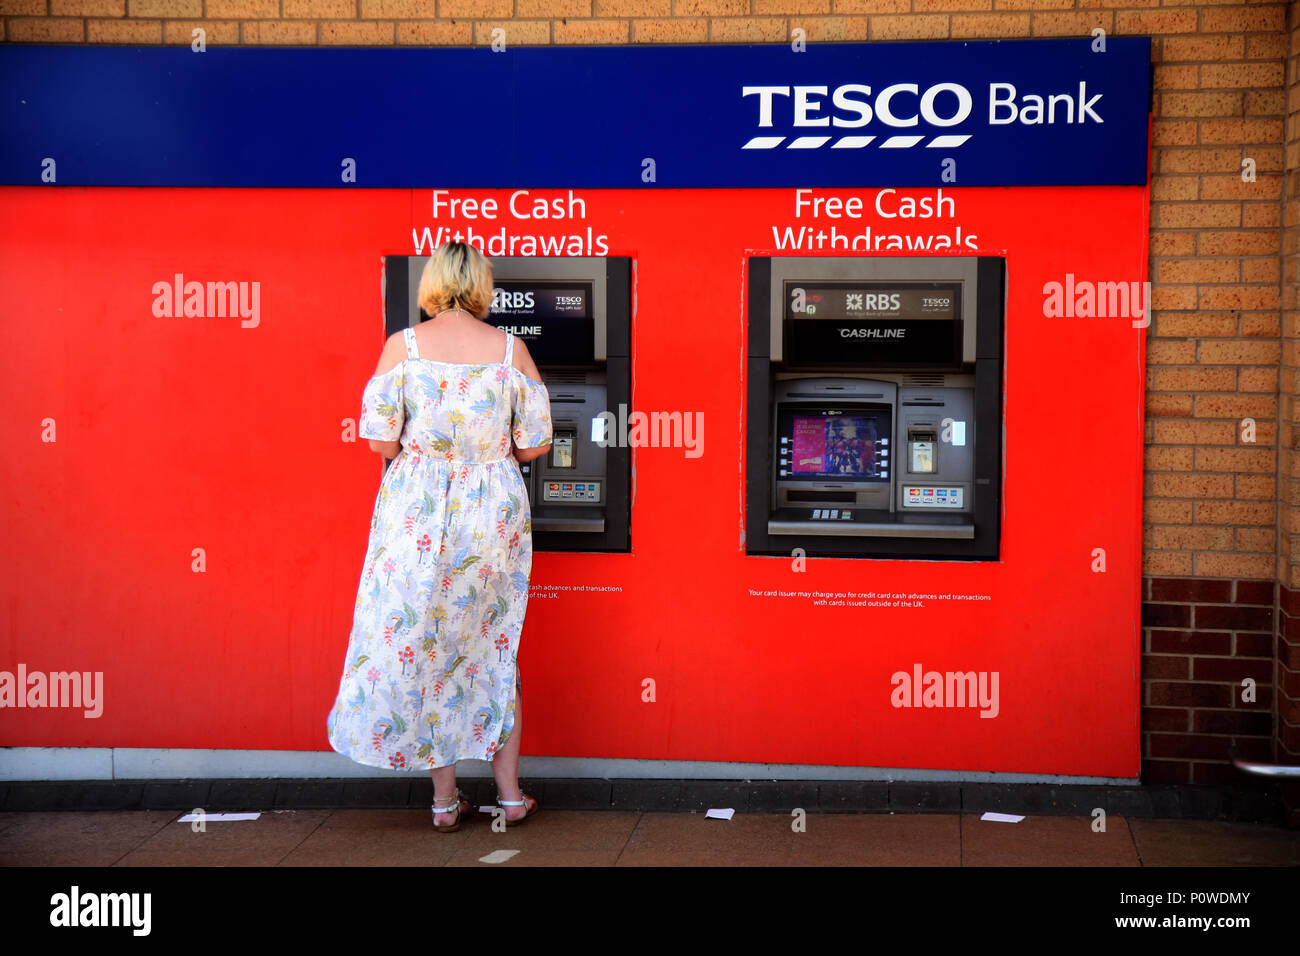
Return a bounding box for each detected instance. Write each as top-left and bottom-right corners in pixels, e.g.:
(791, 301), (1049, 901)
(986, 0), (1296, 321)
(4, 1), (1297, 799)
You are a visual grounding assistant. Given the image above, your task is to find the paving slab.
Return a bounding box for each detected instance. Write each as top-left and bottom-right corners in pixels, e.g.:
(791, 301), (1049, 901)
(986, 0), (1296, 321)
(787, 812), (962, 866)
(113, 810), (333, 867)
(960, 813), (1140, 866)
(0, 811), (175, 866)
(615, 811), (796, 866)
(1128, 819), (1300, 867)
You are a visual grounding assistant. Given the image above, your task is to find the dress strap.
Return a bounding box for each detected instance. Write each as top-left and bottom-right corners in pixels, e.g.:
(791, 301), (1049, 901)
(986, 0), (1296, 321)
(403, 326), (420, 360)
(502, 332), (514, 368)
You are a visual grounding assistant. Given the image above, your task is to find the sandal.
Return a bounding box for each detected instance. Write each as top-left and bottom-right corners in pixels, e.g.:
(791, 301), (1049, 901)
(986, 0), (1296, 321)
(497, 791), (540, 827)
(432, 789), (472, 833)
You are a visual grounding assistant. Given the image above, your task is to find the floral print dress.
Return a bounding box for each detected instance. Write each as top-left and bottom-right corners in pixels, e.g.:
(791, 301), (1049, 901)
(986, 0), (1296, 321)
(327, 326), (552, 771)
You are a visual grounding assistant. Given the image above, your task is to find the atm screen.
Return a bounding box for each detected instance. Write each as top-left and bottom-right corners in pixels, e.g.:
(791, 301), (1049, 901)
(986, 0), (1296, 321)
(776, 407), (890, 482)
(489, 281), (595, 365)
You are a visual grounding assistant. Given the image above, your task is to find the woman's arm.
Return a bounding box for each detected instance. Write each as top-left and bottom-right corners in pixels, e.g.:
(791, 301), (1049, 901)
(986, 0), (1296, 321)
(365, 332), (408, 459)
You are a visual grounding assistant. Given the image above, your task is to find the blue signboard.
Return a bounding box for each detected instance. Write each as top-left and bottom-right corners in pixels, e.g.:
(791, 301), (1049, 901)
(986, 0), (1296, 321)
(0, 38), (1150, 188)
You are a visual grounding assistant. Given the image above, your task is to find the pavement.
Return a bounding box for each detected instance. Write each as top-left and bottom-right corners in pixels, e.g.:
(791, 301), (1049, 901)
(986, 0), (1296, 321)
(2, 806), (1298, 866)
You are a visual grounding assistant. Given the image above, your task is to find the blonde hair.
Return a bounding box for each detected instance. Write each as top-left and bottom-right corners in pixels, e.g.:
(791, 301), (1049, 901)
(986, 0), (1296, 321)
(417, 242), (494, 319)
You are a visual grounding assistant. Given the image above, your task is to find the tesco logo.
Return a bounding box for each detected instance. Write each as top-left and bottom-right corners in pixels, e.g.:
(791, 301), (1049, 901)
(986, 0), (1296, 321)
(743, 83), (973, 129)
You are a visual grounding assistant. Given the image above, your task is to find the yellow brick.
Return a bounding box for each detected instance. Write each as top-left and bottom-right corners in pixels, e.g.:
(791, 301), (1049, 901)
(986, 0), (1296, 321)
(554, 19), (630, 43)
(1149, 526), (1234, 550)
(1201, 119), (1284, 144)
(1198, 553), (1273, 579)
(1198, 340), (1282, 366)
(1153, 313), (1236, 337)
(1195, 447), (1275, 473)
(756, 0), (831, 12)
(206, 0), (277, 16)
(1201, 6), (1285, 34)
(1144, 551), (1193, 576)
(445, 0), (511, 14)
(398, 20), (475, 44)
(996, 0), (1074, 9)
(1236, 529), (1275, 553)
(1161, 35), (1245, 62)
(1198, 231), (1279, 255)
(473, 21), (550, 45)
(1152, 421), (1238, 445)
(359, 0), (438, 15)
(632, 18), (708, 42)
(1151, 176), (1197, 202)
(711, 17), (789, 42)
(1115, 9), (1198, 34)
(1158, 92), (1246, 119)
(1196, 61), (1289, 89)
(88, 18), (162, 41)
(1153, 65), (1198, 91)
(1150, 232), (1196, 256)
(1246, 91), (1286, 116)
(1239, 367), (1278, 392)
(1152, 121), (1195, 147)
(517, 0), (595, 16)
(130, 0), (201, 15)
(1242, 260), (1279, 285)
(1146, 393), (1193, 417)
(1029, 11), (1111, 36)
(1154, 367), (1238, 391)
(676, 0), (747, 14)
(1196, 501), (1276, 526)
(163, 20), (241, 44)
(1150, 474), (1235, 499)
(1146, 340), (1198, 364)
(284, 0), (355, 16)
(598, 0), (669, 12)
(1144, 500), (1194, 524)
(1236, 475), (1276, 500)
(1154, 203), (1241, 229)
(50, 0), (122, 13)
(796, 16), (868, 40)
(1145, 446), (1194, 470)
(0, 0), (45, 13)
(1197, 287), (1280, 311)
(869, 14), (949, 39)
(950, 13), (1030, 38)
(1246, 33), (1287, 59)
(1201, 175), (1283, 201)
(7, 17), (85, 40)
(321, 21), (396, 44)
(911, 0), (989, 10)
(242, 20), (318, 43)
(1158, 148), (1253, 175)
(1195, 394), (1277, 420)
(1154, 259), (1240, 283)
(833, 0), (909, 11)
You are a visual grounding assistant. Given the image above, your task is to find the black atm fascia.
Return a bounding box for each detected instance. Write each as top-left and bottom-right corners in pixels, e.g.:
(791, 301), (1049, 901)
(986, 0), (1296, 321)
(382, 255), (631, 554)
(745, 255), (1004, 560)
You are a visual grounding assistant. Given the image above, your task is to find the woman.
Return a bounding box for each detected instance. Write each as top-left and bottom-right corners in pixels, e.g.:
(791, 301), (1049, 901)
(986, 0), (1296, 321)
(327, 241), (552, 832)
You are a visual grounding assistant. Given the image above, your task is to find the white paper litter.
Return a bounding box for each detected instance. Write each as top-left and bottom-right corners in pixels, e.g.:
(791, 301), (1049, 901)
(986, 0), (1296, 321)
(979, 812), (1024, 823)
(705, 808), (735, 820)
(479, 849), (520, 864)
(176, 812), (261, 822)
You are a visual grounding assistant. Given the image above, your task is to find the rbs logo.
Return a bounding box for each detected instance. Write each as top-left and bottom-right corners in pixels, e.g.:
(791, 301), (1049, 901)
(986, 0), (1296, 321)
(493, 289), (535, 310)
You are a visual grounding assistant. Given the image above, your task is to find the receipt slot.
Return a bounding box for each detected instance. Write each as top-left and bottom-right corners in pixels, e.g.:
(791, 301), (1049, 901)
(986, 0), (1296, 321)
(745, 256), (1004, 560)
(382, 255), (631, 553)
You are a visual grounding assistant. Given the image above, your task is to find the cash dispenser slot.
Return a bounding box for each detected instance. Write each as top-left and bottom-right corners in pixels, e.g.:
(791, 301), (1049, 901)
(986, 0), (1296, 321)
(382, 254), (632, 553)
(746, 255), (1004, 560)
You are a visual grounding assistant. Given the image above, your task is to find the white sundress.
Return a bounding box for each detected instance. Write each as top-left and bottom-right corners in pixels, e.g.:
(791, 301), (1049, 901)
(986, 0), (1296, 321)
(327, 326), (553, 771)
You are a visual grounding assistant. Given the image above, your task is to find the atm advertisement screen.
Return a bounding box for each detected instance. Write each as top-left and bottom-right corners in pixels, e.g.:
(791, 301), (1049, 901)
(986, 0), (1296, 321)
(776, 407), (890, 482)
(487, 281), (595, 365)
(782, 281), (962, 367)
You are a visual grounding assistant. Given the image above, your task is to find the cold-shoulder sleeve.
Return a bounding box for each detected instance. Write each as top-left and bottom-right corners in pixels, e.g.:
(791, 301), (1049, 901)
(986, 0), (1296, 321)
(511, 372), (552, 449)
(359, 365), (405, 441)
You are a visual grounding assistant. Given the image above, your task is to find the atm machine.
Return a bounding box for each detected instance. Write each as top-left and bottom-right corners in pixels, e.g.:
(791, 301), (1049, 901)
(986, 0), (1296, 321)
(382, 255), (631, 553)
(745, 256), (1004, 560)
